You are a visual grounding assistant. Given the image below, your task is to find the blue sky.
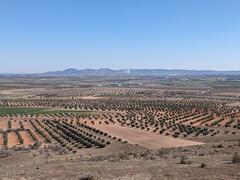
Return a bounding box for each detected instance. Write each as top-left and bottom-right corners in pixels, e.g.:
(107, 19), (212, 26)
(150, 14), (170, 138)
(0, 0), (240, 73)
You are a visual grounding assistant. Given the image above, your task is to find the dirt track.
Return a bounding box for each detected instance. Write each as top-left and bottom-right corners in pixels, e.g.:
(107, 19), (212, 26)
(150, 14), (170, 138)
(92, 124), (204, 149)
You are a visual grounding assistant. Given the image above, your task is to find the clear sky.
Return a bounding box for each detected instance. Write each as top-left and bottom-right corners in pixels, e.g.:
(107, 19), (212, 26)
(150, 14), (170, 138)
(0, 0), (240, 73)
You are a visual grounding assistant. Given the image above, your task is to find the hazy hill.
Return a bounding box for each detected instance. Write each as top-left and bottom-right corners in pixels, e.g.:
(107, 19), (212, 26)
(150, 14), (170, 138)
(39, 68), (240, 77)
(1, 68), (240, 77)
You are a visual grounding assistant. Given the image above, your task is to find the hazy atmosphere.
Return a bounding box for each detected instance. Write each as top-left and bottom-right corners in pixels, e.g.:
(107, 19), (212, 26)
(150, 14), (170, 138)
(1, 0), (240, 73)
(1, 1), (240, 180)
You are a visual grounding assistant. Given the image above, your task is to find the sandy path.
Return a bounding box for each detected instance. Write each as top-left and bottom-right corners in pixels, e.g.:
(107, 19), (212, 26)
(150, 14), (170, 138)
(92, 124), (204, 149)
(8, 132), (19, 148)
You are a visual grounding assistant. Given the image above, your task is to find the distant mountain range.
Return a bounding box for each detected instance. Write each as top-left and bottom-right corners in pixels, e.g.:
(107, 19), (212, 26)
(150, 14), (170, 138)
(1, 68), (240, 77)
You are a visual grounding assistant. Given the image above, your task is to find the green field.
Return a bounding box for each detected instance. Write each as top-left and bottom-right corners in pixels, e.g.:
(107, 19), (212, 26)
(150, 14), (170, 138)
(0, 107), (92, 116)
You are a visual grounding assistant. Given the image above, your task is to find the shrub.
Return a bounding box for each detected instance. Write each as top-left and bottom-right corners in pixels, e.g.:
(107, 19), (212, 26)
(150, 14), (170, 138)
(232, 153), (240, 164)
(79, 175), (95, 180)
(216, 144), (223, 148)
(180, 155), (191, 164)
(0, 149), (11, 158)
(200, 163), (207, 168)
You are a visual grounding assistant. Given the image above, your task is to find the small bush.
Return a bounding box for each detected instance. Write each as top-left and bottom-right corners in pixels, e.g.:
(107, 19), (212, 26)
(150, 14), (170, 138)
(216, 144), (223, 148)
(180, 155), (191, 164)
(0, 149), (11, 158)
(79, 175), (94, 180)
(200, 163), (207, 168)
(232, 153), (240, 164)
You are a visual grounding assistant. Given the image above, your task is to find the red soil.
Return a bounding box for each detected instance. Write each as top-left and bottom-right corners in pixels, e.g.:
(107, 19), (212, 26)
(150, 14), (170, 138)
(11, 120), (20, 129)
(20, 131), (34, 146)
(0, 120), (8, 130)
(8, 132), (19, 148)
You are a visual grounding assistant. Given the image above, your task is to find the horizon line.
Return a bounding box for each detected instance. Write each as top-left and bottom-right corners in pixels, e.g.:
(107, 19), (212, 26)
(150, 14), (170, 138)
(1, 68), (240, 75)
